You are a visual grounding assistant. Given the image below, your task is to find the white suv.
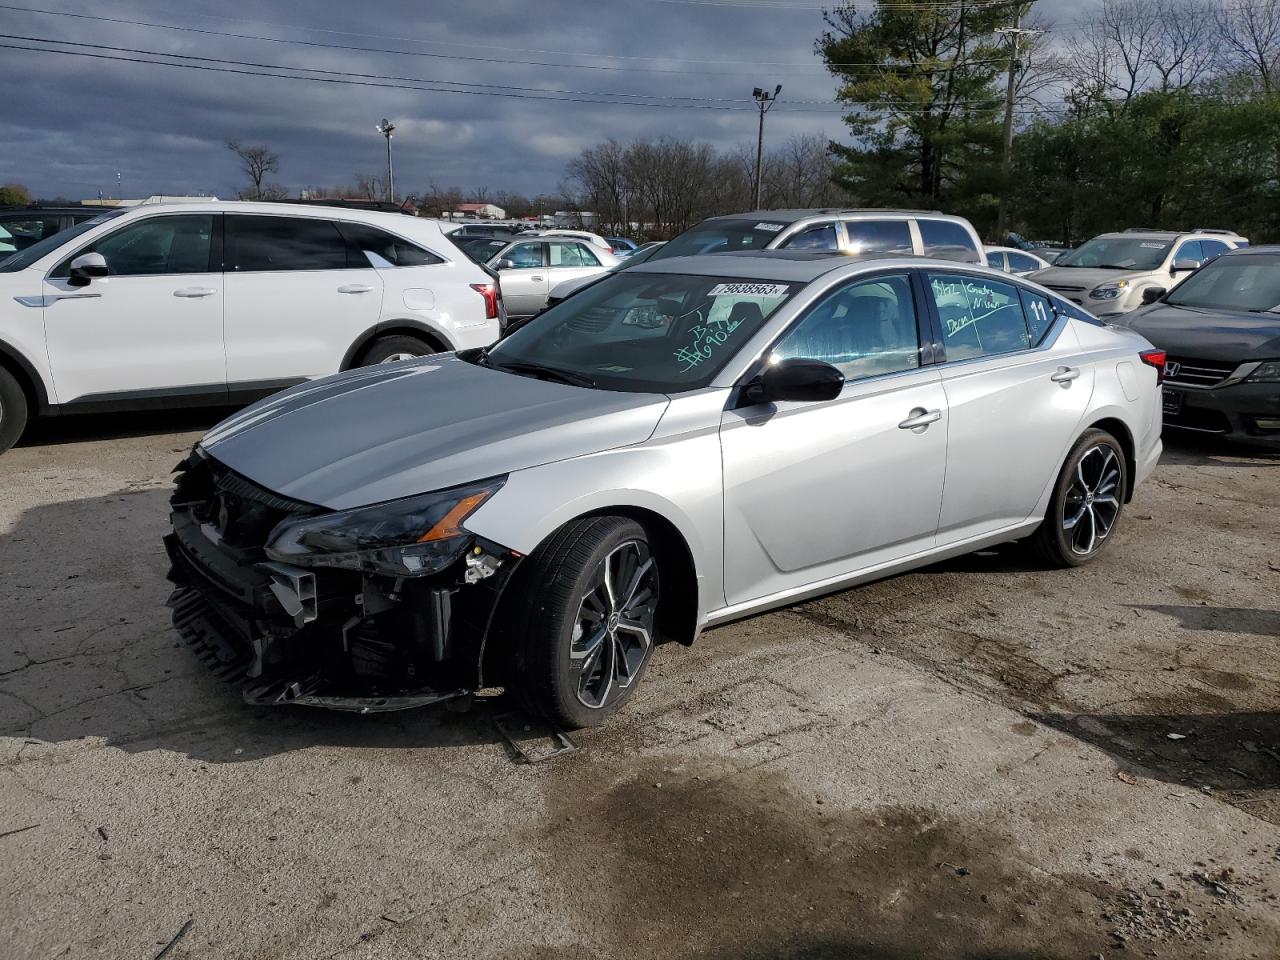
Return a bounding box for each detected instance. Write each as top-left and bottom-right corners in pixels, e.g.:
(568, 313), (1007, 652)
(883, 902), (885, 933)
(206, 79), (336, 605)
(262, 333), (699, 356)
(1029, 228), (1247, 317)
(0, 201), (504, 452)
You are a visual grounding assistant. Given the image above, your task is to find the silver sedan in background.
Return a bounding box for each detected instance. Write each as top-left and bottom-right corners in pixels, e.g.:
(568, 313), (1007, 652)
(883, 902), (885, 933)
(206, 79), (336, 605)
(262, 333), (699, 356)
(165, 252), (1164, 730)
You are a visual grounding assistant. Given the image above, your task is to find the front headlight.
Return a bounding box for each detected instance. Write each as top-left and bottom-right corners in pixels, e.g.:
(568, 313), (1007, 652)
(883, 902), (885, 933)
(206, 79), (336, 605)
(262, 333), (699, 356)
(1090, 280), (1129, 301)
(265, 478), (504, 576)
(1245, 360), (1280, 383)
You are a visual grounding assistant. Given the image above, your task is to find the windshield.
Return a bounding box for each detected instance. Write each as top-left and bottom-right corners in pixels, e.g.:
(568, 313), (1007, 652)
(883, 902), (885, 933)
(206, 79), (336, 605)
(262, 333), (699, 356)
(651, 219), (787, 261)
(1055, 236), (1172, 271)
(1164, 256), (1280, 312)
(486, 272), (799, 392)
(0, 210), (126, 272)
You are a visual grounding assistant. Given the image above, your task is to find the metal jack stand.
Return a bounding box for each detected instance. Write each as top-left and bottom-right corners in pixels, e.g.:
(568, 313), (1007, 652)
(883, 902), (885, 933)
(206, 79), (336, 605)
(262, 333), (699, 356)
(491, 710), (578, 764)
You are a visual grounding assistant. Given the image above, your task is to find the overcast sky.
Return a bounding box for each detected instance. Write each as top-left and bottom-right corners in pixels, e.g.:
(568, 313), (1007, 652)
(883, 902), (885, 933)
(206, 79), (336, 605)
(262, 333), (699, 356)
(1, 0), (1086, 202)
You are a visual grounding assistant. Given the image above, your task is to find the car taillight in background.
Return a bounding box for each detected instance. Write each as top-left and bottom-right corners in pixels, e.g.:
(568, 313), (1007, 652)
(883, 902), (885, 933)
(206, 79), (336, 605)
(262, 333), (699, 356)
(470, 283), (500, 320)
(1139, 348), (1167, 384)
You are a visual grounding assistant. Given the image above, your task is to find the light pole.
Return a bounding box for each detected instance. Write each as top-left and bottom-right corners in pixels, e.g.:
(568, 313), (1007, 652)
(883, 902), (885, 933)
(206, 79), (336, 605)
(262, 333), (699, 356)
(752, 85), (781, 210)
(994, 12), (1040, 239)
(376, 118), (396, 204)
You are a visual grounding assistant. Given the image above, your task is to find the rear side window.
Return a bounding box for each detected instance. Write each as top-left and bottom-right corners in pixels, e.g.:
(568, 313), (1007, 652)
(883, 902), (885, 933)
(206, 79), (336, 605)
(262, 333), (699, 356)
(335, 222), (442, 267)
(226, 215), (348, 272)
(780, 222), (839, 252)
(550, 241), (599, 267)
(927, 273), (1030, 360)
(918, 220), (981, 264)
(54, 215), (215, 277)
(844, 220), (914, 256)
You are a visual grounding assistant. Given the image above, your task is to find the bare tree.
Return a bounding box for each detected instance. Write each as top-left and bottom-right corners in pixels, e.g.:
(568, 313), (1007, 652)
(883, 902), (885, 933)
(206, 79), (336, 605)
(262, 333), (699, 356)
(1217, 0), (1280, 91)
(226, 140), (286, 200)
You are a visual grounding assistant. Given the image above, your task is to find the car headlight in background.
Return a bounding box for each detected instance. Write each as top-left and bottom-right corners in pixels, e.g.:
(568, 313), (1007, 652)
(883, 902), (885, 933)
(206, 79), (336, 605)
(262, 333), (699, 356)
(1244, 360), (1280, 383)
(1090, 280), (1129, 301)
(265, 478), (505, 576)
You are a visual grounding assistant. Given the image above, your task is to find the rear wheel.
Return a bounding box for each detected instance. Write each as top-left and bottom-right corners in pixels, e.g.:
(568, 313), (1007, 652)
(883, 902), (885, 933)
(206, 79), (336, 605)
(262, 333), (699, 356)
(513, 517), (661, 729)
(356, 335), (437, 366)
(0, 366), (29, 455)
(1030, 428), (1127, 567)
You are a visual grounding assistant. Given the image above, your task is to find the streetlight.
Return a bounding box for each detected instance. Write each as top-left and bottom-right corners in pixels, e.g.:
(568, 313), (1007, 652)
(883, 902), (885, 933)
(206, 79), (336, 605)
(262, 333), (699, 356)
(375, 118), (396, 204)
(752, 84), (781, 211)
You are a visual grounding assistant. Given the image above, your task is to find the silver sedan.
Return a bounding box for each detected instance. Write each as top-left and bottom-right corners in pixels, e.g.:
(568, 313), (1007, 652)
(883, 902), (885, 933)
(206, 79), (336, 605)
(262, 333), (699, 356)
(165, 252), (1164, 729)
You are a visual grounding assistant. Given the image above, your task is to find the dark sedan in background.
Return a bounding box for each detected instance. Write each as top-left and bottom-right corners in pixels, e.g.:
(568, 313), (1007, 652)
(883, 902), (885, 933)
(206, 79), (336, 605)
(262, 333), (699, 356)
(1117, 246), (1280, 443)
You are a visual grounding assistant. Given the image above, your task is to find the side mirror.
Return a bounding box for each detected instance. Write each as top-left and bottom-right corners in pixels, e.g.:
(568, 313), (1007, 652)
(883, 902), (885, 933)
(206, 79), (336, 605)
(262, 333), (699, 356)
(1141, 286), (1166, 305)
(1171, 258), (1199, 274)
(68, 252), (108, 287)
(746, 357), (844, 405)
(494, 258), (515, 271)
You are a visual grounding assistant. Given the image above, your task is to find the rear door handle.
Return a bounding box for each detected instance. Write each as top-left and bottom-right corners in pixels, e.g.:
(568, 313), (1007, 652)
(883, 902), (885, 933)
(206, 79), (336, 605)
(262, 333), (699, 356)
(898, 408), (942, 430)
(1050, 366), (1080, 383)
(338, 284), (374, 294)
(174, 287), (217, 298)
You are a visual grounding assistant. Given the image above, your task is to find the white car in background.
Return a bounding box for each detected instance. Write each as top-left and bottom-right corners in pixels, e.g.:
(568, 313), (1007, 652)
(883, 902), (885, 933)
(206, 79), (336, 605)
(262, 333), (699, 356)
(488, 236), (619, 317)
(984, 246), (1051, 276)
(0, 201), (504, 453)
(536, 229), (615, 252)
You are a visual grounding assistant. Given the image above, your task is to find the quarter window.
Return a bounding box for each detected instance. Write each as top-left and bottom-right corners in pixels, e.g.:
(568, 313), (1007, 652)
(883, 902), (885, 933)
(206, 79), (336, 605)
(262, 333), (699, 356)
(917, 220), (981, 264)
(780, 222), (839, 252)
(1018, 290), (1056, 344)
(226, 216), (348, 272)
(773, 274), (921, 380)
(927, 273), (1030, 360)
(844, 220), (914, 256)
(56, 215), (215, 277)
(334, 222), (442, 267)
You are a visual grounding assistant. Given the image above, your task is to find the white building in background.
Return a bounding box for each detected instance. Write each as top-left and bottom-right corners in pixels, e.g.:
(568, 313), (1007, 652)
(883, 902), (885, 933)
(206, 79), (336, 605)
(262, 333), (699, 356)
(452, 202), (506, 220)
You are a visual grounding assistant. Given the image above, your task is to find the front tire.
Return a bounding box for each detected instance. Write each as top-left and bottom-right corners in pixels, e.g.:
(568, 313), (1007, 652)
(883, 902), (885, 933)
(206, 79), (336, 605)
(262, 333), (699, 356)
(0, 366), (29, 454)
(513, 517), (660, 729)
(1030, 428), (1127, 567)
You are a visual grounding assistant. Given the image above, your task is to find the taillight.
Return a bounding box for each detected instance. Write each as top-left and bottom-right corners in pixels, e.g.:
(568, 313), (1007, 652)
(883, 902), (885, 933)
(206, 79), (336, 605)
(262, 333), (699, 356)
(470, 283), (500, 320)
(1139, 348), (1167, 384)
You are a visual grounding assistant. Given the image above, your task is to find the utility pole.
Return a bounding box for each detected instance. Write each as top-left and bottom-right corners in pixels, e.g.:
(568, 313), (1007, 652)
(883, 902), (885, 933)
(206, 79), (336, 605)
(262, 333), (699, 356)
(376, 118), (396, 203)
(995, 11), (1040, 240)
(752, 85), (782, 210)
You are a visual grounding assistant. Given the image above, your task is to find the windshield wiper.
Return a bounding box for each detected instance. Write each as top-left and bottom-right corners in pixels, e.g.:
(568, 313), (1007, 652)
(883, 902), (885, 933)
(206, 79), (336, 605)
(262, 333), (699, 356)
(491, 360), (597, 388)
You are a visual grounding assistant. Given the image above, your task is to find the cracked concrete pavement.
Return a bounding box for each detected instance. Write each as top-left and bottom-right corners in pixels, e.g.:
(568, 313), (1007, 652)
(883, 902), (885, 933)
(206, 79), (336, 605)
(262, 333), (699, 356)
(1, 409), (1278, 959)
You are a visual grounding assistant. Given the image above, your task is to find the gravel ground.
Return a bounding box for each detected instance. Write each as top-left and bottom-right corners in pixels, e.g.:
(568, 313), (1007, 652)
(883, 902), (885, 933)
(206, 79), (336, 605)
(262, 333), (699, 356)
(1, 409), (1277, 959)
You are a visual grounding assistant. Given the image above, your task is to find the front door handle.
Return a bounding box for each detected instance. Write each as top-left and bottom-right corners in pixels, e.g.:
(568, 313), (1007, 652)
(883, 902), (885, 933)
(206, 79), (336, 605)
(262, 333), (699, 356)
(174, 287), (217, 298)
(898, 408), (942, 431)
(530, 276), (544, 282)
(338, 284), (374, 294)
(1050, 366), (1080, 383)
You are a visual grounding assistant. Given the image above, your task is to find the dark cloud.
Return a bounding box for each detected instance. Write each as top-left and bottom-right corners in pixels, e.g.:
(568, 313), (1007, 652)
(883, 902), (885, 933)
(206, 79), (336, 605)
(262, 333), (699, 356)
(1, 0), (854, 200)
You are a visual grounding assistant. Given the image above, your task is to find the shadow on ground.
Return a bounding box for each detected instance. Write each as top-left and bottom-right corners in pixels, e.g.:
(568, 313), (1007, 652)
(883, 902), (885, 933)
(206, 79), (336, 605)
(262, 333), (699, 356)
(18, 406), (229, 447)
(1159, 431), (1280, 466)
(1034, 711), (1280, 791)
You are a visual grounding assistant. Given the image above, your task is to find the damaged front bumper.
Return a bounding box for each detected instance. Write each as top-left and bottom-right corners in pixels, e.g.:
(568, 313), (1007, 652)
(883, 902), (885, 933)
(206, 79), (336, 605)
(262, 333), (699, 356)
(164, 451), (522, 713)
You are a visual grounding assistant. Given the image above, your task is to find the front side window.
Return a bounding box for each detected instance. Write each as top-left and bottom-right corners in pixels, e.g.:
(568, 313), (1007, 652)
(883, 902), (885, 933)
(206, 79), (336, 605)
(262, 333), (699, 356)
(1173, 240), (1204, 265)
(928, 273), (1031, 361)
(501, 242), (545, 268)
(780, 223), (838, 252)
(487, 273), (800, 392)
(226, 216), (348, 272)
(334, 222), (442, 267)
(1164, 255), (1280, 311)
(773, 274), (920, 380)
(1056, 236), (1173, 271)
(845, 220), (914, 257)
(55, 215), (215, 277)
(917, 220), (981, 263)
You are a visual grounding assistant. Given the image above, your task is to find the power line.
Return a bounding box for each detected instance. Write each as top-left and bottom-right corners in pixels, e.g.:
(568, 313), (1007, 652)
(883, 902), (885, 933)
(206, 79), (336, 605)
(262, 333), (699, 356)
(0, 3), (1005, 74)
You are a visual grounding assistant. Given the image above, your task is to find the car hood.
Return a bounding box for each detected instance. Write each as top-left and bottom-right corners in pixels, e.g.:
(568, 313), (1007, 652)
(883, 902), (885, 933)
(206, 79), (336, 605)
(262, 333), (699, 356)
(201, 356), (670, 510)
(1114, 304), (1280, 363)
(1029, 266), (1152, 290)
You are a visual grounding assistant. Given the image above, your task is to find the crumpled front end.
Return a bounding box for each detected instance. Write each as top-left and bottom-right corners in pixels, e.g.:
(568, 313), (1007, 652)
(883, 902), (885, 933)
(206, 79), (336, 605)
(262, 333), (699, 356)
(163, 448), (521, 712)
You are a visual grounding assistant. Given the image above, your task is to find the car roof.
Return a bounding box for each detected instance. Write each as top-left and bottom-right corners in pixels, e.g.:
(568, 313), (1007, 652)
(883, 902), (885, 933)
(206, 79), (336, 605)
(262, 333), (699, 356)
(626, 250), (1002, 282)
(97, 200), (446, 230)
(697, 208), (965, 226)
(1099, 230), (1244, 240)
